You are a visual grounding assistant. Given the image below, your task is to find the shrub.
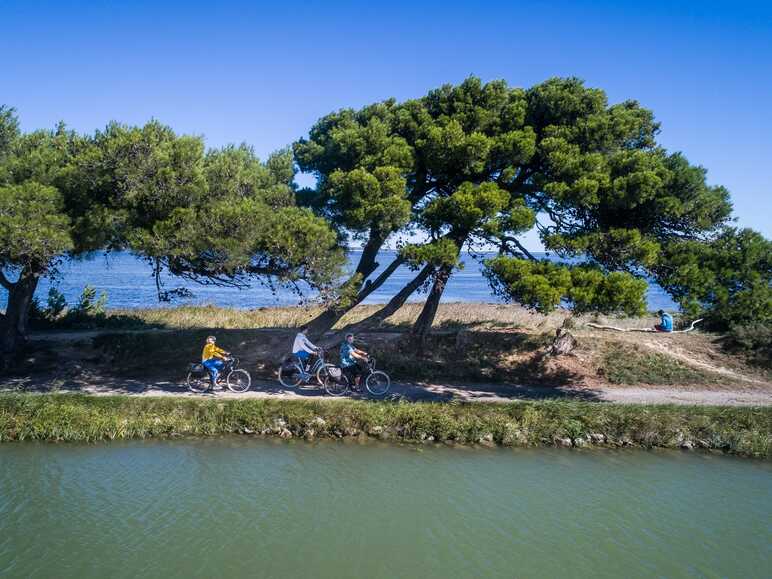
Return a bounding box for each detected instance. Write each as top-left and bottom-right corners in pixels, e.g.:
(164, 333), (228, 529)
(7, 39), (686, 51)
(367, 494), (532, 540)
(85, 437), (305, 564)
(73, 285), (107, 317)
(28, 287), (67, 327)
(655, 228), (771, 331)
(45, 287), (67, 319)
(28, 297), (47, 324)
(31, 286), (111, 330)
(724, 323), (772, 369)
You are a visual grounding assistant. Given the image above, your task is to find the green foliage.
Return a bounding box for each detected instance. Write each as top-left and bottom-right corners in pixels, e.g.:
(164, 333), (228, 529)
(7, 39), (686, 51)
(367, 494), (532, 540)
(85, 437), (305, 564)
(29, 286), (111, 329)
(0, 181), (73, 269)
(93, 125), (346, 292)
(294, 100), (413, 238)
(0, 106), (19, 157)
(28, 288), (67, 326)
(0, 109), (345, 315)
(399, 238), (461, 269)
(483, 257), (647, 315)
(545, 228), (660, 270)
(0, 108), (345, 356)
(86, 121), (206, 229)
(724, 323), (772, 369)
(420, 182), (514, 235)
(74, 285), (108, 317)
(45, 287), (67, 319)
(296, 77), (733, 323)
(654, 228), (772, 329)
(0, 123), (102, 255)
(325, 166), (411, 233)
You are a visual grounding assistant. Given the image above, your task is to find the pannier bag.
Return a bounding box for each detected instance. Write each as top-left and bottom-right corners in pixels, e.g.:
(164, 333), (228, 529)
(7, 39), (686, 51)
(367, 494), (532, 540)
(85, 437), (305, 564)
(280, 356), (298, 371)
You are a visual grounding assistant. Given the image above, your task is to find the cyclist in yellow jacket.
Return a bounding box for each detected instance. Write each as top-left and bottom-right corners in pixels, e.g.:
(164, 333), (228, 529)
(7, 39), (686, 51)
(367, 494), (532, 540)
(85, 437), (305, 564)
(202, 335), (229, 388)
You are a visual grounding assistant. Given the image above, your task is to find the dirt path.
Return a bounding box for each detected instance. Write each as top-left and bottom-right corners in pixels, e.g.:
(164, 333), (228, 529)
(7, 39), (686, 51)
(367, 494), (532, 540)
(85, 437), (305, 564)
(639, 338), (768, 386)
(3, 375), (771, 406)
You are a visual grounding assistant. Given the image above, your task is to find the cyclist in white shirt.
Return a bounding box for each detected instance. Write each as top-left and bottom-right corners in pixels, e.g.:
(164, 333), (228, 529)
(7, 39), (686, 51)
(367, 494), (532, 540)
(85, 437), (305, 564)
(292, 326), (319, 370)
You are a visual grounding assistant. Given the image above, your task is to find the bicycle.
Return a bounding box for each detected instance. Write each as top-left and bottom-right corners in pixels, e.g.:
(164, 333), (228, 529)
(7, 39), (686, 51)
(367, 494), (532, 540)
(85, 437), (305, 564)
(187, 356), (252, 393)
(277, 348), (335, 389)
(323, 357), (390, 397)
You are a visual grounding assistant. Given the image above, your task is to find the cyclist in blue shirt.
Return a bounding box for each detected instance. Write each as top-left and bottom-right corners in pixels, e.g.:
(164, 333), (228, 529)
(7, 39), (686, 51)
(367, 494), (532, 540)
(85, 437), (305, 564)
(655, 310), (674, 332)
(339, 333), (368, 387)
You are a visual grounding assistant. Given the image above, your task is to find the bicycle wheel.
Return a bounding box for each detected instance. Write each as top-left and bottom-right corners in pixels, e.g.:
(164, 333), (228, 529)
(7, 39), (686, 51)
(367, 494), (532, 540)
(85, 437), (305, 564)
(187, 371), (211, 394)
(323, 368), (349, 397)
(278, 363), (303, 388)
(226, 369), (252, 393)
(365, 371), (390, 396)
(316, 363), (337, 386)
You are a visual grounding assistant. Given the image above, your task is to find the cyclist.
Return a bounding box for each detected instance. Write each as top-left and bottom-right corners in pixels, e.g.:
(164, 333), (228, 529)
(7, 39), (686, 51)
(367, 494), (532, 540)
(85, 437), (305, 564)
(292, 326), (320, 371)
(202, 335), (230, 388)
(654, 310), (674, 333)
(339, 333), (369, 387)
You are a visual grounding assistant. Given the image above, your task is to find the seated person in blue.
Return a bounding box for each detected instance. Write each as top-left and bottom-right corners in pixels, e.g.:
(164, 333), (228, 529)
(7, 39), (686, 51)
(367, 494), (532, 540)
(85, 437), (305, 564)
(654, 310), (674, 332)
(339, 333), (368, 387)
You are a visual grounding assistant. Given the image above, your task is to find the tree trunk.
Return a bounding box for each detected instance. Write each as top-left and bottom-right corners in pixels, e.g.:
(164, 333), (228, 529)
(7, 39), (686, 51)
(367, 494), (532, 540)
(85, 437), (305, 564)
(549, 328), (577, 356)
(306, 241), (406, 338)
(305, 233), (388, 337)
(334, 263), (435, 336)
(0, 269), (39, 364)
(410, 264), (453, 341)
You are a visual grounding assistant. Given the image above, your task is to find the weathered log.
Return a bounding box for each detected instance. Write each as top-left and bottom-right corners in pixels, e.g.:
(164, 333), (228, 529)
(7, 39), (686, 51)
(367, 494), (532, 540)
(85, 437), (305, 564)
(585, 318), (704, 334)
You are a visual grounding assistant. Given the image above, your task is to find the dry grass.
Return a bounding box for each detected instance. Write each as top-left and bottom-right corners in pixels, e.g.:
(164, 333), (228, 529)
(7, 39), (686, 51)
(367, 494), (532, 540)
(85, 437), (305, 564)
(337, 302), (569, 331)
(102, 302), (660, 333)
(106, 304), (318, 330)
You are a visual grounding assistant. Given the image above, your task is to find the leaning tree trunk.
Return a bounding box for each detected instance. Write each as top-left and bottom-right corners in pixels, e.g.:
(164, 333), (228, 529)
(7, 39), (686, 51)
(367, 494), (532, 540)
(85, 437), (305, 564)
(307, 253), (405, 338)
(410, 263), (453, 342)
(0, 269), (39, 366)
(306, 233), (396, 338)
(328, 263), (436, 340)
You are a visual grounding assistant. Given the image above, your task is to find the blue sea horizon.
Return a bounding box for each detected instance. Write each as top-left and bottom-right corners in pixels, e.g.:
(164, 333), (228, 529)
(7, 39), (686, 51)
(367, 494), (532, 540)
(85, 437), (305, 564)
(1, 250), (678, 312)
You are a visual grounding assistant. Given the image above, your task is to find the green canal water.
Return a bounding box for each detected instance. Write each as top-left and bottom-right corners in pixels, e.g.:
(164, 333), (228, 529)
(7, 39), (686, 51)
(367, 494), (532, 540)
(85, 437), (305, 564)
(1, 439), (770, 578)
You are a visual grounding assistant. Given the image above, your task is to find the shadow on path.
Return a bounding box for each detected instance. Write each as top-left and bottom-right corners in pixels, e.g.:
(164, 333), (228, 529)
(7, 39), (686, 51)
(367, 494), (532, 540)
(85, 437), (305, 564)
(0, 372), (602, 403)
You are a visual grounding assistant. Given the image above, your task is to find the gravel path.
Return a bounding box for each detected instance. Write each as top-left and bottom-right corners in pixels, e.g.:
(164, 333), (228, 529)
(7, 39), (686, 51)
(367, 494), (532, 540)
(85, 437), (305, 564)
(3, 375), (771, 406)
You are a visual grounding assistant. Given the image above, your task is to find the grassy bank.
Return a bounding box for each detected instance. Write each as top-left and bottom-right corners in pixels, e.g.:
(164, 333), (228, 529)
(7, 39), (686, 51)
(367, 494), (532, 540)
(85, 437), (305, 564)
(1, 395), (769, 458)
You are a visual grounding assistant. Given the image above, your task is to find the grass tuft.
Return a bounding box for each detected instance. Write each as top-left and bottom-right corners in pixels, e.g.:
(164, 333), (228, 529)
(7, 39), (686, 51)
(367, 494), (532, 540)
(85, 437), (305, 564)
(599, 343), (720, 385)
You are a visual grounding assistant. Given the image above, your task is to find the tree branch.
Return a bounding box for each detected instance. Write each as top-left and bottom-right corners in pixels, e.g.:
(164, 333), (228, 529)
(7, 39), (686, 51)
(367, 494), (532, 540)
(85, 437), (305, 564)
(355, 254), (405, 302)
(507, 237), (538, 261)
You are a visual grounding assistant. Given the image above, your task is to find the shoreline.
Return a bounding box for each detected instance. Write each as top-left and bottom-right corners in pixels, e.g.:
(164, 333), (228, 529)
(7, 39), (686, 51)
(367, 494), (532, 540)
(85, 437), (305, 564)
(1, 249), (679, 312)
(0, 394), (769, 458)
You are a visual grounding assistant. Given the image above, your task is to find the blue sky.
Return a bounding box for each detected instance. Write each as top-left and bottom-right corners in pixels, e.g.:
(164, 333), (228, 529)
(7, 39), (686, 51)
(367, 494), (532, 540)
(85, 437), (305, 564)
(2, 0), (771, 249)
